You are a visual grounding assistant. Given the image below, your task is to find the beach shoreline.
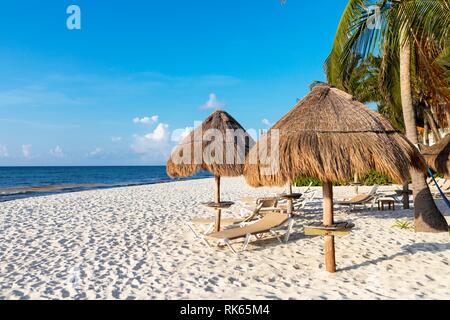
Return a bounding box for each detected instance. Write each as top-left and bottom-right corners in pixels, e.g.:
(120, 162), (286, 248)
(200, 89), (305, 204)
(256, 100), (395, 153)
(1, 177), (449, 300)
(0, 175), (211, 203)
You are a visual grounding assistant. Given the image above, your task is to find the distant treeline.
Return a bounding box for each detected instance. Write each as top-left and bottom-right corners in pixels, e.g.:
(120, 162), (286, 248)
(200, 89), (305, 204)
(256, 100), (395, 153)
(294, 170), (394, 186)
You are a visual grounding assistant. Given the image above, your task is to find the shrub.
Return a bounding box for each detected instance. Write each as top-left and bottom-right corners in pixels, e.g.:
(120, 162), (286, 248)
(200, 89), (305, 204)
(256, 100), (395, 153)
(293, 170), (394, 187)
(293, 176), (322, 187)
(360, 170), (394, 185)
(392, 220), (414, 230)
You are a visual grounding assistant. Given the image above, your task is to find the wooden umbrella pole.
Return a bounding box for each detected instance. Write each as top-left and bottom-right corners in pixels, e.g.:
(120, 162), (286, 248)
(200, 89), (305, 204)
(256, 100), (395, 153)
(323, 181), (336, 273)
(214, 175), (221, 232)
(288, 183), (293, 214)
(354, 173), (359, 194)
(402, 183), (410, 209)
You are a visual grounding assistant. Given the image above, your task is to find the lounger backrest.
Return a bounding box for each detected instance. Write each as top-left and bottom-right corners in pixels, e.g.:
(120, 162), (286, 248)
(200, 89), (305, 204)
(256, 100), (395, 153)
(441, 180), (450, 191)
(293, 190), (316, 209)
(434, 178), (445, 188)
(242, 203), (264, 223)
(305, 190), (316, 200)
(368, 185), (379, 196)
(257, 197), (278, 208)
(303, 182), (313, 194)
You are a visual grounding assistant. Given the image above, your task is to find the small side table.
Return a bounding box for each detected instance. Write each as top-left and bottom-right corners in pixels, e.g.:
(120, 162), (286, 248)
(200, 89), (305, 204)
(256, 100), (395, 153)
(395, 189), (413, 209)
(378, 198), (395, 211)
(201, 201), (235, 210)
(201, 201), (235, 232)
(276, 193), (302, 214)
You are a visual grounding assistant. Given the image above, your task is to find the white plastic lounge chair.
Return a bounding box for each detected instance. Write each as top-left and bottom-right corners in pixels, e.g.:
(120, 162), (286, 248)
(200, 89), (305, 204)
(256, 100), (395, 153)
(201, 212), (294, 254)
(277, 190), (317, 212)
(430, 179), (450, 197)
(301, 182), (314, 194)
(296, 190), (317, 209)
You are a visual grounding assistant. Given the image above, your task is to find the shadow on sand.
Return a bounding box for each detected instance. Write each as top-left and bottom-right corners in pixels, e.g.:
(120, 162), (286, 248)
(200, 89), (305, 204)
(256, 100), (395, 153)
(339, 242), (450, 271)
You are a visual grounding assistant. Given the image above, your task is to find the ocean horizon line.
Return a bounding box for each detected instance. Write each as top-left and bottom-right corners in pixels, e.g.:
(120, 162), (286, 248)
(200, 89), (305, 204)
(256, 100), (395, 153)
(0, 165), (168, 168)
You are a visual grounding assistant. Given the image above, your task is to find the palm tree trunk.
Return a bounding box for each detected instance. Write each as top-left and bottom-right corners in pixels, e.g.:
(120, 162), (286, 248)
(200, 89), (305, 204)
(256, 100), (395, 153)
(399, 31), (448, 233)
(445, 110), (450, 130)
(423, 116), (429, 145)
(424, 108), (441, 143)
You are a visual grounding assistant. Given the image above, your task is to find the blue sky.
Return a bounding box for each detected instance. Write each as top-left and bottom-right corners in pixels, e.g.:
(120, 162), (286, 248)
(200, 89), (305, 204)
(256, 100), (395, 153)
(0, 0), (348, 165)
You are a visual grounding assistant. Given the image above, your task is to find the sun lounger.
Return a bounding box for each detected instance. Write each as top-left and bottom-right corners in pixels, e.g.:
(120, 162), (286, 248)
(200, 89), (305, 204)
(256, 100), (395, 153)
(189, 203), (269, 236)
(238, 197), (280, 216)
(430, 179), (450, 197)
(335, 185), (380, 211)
(202, 212), (294, 254)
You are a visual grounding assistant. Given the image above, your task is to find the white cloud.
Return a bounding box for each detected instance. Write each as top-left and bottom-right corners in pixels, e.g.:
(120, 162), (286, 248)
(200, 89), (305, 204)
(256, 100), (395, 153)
(22, 144), (32, 158)
(131, 123), (170, 155)
(87, 147), (104, 157)
(111, 136), (122, 143)
(200, 93), (224, 110)
(50, 145), (64, 158)
(171, 127), (193, 142)
(0, 145), (9, 158)
(145, 123), (169, 142)
(133, 115), (159, 125)
(262, 118), (272, 127)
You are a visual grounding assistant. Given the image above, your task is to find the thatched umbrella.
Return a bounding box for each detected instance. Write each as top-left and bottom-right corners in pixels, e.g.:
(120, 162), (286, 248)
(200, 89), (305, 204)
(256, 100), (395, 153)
(167, 110), (254, 232)
(244, 85), (425, 272)
(420, 135), (450, 177)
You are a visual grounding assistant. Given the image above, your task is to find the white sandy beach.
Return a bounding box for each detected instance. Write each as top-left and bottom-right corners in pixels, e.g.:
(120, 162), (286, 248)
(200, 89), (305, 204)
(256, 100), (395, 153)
(0, 177), (449, 300)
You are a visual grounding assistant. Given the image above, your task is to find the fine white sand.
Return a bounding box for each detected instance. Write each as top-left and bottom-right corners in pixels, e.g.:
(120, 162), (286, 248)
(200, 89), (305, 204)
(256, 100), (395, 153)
(1, 177), (449, 300)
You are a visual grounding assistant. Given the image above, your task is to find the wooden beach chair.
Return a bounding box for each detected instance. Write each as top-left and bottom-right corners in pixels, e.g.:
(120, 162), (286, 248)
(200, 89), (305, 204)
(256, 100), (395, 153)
(201, 212), (294, 254)
(335, 185), (380, 211)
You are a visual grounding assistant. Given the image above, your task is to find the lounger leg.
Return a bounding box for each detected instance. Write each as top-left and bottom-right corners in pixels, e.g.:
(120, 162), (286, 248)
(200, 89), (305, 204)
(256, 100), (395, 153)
(241, 234), (252, 252)
(270, 230), (283, 243)
(201, 237), (212, 249)
(203, 223), (214, 235)
(284, 219), (294, 243)
(187, 222), (201, 239)
(223, 239), (238, 254)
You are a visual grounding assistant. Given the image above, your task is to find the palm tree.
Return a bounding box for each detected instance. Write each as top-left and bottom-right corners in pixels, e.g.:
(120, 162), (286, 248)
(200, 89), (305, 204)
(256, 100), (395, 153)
(326, 0), (449, 232)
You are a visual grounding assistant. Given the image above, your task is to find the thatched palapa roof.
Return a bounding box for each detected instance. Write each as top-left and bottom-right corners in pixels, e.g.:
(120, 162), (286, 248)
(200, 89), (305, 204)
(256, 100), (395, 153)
(167, 110), (254, 177)
(244, 85), (426, 187)
(420, 135), (450, 177)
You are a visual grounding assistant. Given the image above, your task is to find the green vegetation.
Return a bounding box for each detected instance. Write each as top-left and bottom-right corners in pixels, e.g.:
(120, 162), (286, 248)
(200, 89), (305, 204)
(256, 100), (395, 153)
(325, 1), (450, 132)
(293, 176), (322, 187)
(294, 170), (393, 187)
(392, 220), (414, 230)
(360, 170), (393, 186)
(325, 0), (450, 232)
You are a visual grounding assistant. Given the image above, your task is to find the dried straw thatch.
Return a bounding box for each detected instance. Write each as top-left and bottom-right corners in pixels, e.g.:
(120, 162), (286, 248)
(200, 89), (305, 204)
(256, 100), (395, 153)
(167, 110), (254, 178)
(420, 135), (450, 177)
(244, 85), (426, 187)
